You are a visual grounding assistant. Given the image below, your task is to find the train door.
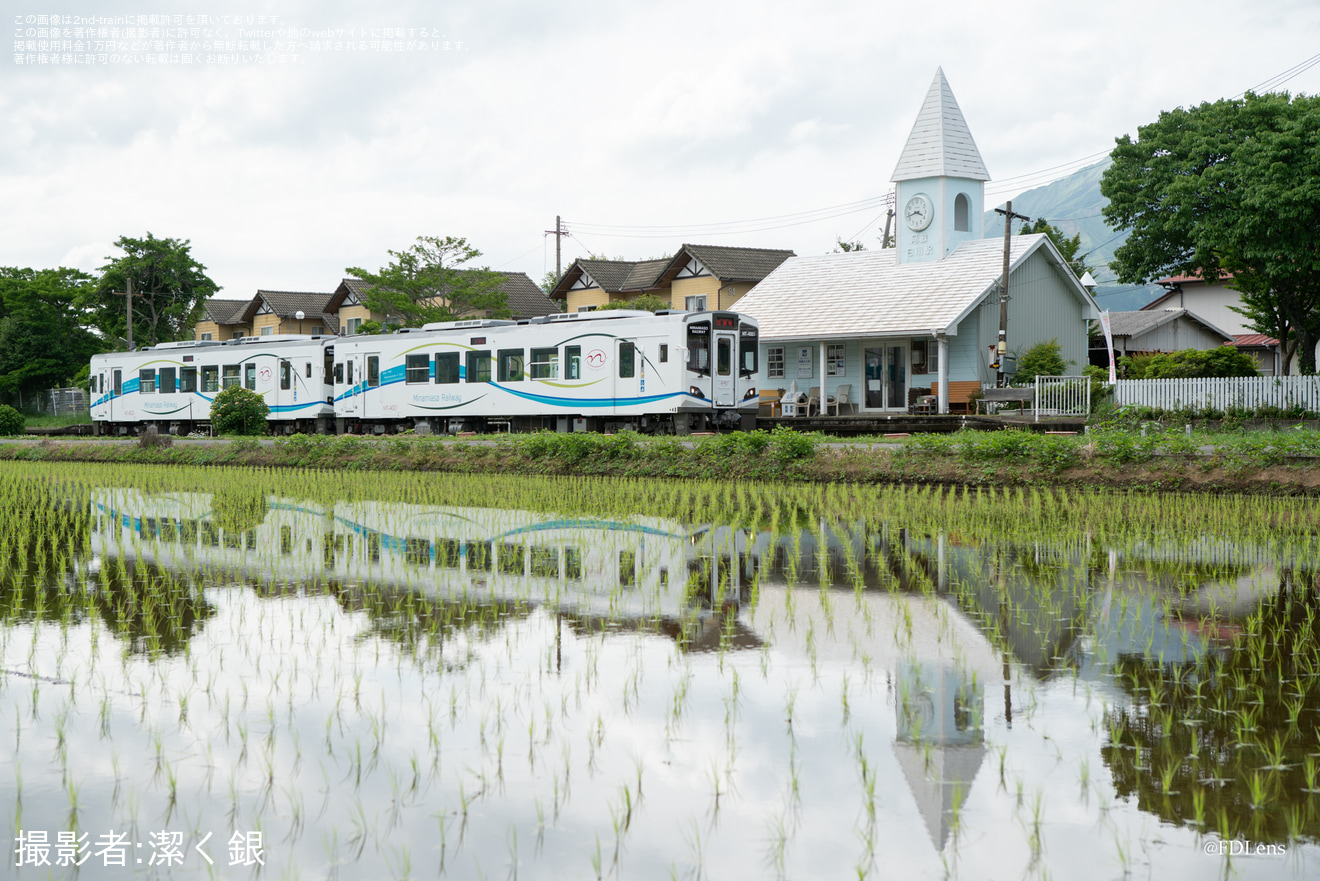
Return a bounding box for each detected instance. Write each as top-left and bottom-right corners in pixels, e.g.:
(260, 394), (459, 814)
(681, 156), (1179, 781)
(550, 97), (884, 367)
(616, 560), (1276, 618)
(363, 353), (381, 419)
(615, 339), (638, 412)
(342, 354), (360, 417)
(713, 331), (736, 407)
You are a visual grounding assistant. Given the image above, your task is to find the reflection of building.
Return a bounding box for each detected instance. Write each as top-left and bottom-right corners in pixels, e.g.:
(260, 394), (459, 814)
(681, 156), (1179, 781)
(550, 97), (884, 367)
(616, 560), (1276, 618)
(892, 663), (985, 852)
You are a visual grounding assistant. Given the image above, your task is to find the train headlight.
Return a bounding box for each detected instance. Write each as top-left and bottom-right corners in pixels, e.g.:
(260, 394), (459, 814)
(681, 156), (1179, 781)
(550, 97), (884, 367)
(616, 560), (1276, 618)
(743, 387), (757, 400)
(688, 386), (705, 399)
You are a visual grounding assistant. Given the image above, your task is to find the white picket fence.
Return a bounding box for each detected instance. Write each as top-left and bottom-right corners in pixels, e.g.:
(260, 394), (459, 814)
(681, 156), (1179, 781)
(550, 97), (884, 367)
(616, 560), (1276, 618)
(1034, 375), (1091, 421)
(1113, 375), (1320, 412)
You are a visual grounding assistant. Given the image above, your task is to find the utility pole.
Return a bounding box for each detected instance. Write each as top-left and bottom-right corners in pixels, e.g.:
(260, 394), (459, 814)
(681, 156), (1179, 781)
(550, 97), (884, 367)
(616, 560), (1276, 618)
(881, 209), (895, 250)
(993, 201), (1030, 387)
(544, 216), (569, 286)
(110, 277), (135, 350)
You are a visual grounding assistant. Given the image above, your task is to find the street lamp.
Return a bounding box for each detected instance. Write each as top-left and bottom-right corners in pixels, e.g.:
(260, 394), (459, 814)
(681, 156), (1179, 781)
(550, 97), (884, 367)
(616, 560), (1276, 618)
(295, 310), (305, 335)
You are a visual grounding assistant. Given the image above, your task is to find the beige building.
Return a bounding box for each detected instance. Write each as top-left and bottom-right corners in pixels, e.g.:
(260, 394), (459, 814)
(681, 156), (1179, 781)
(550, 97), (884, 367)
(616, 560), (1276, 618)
(194, 299), (252, 340)
(549, 244), (795, 314)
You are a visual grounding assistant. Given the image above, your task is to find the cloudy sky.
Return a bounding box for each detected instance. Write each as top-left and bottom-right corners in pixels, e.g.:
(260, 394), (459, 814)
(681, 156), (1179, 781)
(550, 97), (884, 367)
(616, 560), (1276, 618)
(5, 0), (1319, 302)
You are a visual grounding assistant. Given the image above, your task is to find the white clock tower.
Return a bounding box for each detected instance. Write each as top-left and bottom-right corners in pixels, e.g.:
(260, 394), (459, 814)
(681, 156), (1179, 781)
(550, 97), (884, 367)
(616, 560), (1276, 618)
(891, 68), (990, 265)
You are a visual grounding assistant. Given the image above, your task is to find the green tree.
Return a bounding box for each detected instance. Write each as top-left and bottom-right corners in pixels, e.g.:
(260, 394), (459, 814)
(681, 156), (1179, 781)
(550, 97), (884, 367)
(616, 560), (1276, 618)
(834, 239), (867, 253)
(1118, 347), (1259, 379)
(86, 233), (220, 348)
(540, 270), (561, 295)
(597, 293), (671, 313)
(346, 236), (508, 327)
(209, 386), (269, 435)
(1101, 92), (1320, 373)
(1015, 218), (1091, 279)
(0, 267), (105, 401)
(1012, 338), (1069, 381)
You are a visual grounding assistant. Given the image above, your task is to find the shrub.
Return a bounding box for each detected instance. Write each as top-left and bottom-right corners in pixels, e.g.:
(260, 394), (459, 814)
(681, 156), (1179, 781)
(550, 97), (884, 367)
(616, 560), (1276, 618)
(1013, 339), (1069, 381)
(210, 386), (270, 435)
(0, 405), (23, 436)
(1120, 347), (1258, 379)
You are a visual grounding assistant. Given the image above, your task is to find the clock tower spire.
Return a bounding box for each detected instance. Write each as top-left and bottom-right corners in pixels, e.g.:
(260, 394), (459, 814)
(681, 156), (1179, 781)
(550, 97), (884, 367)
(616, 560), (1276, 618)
(891, 68), (990, 265)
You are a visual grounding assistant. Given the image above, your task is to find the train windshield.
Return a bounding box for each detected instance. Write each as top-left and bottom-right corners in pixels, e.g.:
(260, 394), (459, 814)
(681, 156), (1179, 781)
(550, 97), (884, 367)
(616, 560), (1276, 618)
(686, 322), (710, 375)
(739, 326), (758, 376)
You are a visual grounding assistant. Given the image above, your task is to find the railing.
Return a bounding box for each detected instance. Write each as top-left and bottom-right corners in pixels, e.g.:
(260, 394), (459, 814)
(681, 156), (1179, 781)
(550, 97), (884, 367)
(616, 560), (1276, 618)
(1113, 376), (1320, 412)
(1034, 375), (1091, 422)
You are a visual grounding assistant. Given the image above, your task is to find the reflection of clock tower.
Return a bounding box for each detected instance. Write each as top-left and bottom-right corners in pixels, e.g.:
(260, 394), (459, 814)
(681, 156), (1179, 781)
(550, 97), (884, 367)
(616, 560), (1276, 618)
(891, 68), (989, 265)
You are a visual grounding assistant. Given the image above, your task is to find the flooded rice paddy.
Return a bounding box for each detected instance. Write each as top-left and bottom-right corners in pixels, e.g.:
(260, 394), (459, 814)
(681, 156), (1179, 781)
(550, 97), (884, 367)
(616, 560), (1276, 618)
(2, 462), (1319, 879)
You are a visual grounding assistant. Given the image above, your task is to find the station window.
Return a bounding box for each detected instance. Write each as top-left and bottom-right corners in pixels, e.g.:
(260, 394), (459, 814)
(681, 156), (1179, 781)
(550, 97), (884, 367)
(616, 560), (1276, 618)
(435, 352), (460, 384)
(158, 367), (176, 393)
(826, 344), (846, 376)
(767, 347), (784, 378)
(565, 346), (581, 380)
(466, 351), (491, 383)
(497, 349), (524, 382)
(181, 367), (197, 393)
(618, 341), (635, 378)
(405, 354), (429, 384)
(139, 368), (156, 393)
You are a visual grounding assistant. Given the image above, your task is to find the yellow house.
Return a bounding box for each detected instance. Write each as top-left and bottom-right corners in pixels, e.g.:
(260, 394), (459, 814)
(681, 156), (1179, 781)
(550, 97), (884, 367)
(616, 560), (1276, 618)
(194, 299), (252, 341)
(549, 244), (795, 314)
(325, 272), (560, 332)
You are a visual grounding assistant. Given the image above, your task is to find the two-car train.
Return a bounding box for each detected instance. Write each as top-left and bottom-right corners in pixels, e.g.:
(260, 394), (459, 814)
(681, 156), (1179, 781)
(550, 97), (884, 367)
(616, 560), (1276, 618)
(89, 309), (761, 435)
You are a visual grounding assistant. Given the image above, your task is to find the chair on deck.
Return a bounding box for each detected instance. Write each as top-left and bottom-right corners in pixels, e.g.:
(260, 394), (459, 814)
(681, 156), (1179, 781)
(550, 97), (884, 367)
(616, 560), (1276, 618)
(804, 387), (821, 416)
(826, 384), (853, 416)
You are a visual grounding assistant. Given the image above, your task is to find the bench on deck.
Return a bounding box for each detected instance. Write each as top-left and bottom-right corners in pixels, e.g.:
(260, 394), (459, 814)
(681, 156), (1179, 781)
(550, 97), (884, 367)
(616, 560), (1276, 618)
(931, 381), (982, 414)
(977, 386), (1035, 415)
(758, 389), (786, 417)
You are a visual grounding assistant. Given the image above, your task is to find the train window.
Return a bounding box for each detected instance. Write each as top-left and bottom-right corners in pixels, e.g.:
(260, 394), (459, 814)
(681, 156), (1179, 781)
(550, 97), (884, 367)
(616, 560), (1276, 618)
(113, 370), (122, 395)
(280, 360), (292, 390)
(740, 333), (758, 377)
(202, 366), (219, 392)
(499, 543), (526, 575)
(530, 347), (558, 380)
(686, 322), (710, 375)
(466, 351), (491, 383)
(305, 362), (312, 379)
(530, 546), (559, 578)
(618, 341), (635, 378)
(497, 349), (525, 382)
(619, 550), (637, 587)
(405, 354), (429, 384)
(437, 539), (461, 569)
(717, 338), (731, 377)
(565, 548), (582, 580)
(181, 367), (197, 393)
(223, 365), (240, 389)
(346, 360), (354, 385)
(465, 540), (492, 571)
(367, 356), (380, 388)
(139, 368), (157, 394)
(333, 362), (344, 385)
(324, 350), (334, 383)
(405, 538), (431, 567)
(565, 346), (581, 380)
(159, 367), (176, 393)
(660, 344), (668, 363)
(244, 363), (257, 390)
(435, 352), (460, 384)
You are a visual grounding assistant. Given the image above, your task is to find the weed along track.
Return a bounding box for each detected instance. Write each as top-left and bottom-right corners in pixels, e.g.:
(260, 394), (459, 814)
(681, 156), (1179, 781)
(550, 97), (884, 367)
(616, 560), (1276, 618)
(1, 462), (1317, 878)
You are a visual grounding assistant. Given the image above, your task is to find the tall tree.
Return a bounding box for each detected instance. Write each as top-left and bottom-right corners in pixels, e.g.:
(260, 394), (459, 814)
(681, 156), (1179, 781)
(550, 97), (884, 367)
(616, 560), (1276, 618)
(0, 267), (105, 399)
(87, 233), (220, 349)
(1101, 92), (1320, 373)
(1014, 218), (1091, 279)
(346, 236), (508, 327)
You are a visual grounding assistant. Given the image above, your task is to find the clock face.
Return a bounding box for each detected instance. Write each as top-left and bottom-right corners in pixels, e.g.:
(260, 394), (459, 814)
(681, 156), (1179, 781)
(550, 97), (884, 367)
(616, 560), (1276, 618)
(904, 194), (933, 231)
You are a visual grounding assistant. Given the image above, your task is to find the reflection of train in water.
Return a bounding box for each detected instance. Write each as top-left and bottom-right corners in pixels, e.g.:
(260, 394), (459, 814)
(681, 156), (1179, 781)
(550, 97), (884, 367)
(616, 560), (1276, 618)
(88, 310), (761, 436)
(89, 489), (763, 633)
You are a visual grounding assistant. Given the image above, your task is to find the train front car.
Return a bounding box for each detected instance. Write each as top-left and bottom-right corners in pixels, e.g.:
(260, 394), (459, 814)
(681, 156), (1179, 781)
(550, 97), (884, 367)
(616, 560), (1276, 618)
(676, 311), (759, 433)
(90, 336), (335, 436)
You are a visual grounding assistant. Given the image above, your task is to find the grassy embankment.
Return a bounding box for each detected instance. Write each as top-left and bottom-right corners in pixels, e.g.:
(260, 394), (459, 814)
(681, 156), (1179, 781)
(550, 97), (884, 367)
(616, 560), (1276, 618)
(3, 424), (1320, 494)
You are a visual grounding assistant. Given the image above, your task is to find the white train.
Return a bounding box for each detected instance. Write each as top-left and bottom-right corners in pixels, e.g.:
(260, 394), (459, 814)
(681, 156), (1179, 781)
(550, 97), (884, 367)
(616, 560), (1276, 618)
(89, 310), (761, 435)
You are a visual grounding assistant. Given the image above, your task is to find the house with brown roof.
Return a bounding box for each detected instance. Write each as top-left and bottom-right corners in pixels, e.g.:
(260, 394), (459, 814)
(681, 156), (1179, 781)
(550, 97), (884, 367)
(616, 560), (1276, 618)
(326, 271), (559, 332)
(241, 290), (339, 337)
(194, 299), (254, 340)
(549, 244), (796, 314)
(1143, 273), (1288, 374)
(1088, 309), (1235, 367)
